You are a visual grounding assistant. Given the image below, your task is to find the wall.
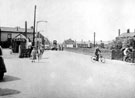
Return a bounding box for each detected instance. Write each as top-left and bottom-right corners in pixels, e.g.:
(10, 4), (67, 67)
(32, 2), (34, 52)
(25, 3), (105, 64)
(111, 49), (123, 60)
(1, 32), (19, 41)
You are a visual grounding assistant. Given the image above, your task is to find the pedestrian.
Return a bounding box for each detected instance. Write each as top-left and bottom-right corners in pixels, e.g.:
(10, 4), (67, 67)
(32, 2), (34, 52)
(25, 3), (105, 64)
(0, 46), (7, 80)
(31, 47), (37, 62)
(39, 46), (44, 59)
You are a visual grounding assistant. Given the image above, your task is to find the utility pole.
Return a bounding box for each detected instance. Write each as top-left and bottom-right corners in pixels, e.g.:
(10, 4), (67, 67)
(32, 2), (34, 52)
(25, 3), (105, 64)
(94, 32), (96, 47)
(33, 5), (36, 46)
(25, 21), (27, 38)
(118, 29), (120, 36)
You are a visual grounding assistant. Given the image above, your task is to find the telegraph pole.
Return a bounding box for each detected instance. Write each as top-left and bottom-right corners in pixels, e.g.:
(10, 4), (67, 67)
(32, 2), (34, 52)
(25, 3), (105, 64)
(33, 5), (37, 46)
(94, 32), (96, 47)
(25, 21), (27, 38)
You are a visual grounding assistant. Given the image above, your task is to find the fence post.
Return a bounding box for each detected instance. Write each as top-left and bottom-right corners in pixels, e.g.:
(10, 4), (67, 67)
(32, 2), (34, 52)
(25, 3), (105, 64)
(111, 49), (115, 59)
(132, 50), (135, 63)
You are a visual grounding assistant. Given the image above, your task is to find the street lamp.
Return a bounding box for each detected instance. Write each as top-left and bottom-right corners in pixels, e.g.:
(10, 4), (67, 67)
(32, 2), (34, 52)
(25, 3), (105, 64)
(36, 20), (48, 47)
(32, 5), (37, 47)
(36, 20), (48, 34)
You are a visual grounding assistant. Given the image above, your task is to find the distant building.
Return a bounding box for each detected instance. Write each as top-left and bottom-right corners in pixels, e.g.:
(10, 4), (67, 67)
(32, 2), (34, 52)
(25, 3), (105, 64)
(64, 38), (93, 48)
(63, 38), (76, 48)
(116, 29), (135, 41)
(76, 40), (92, 48)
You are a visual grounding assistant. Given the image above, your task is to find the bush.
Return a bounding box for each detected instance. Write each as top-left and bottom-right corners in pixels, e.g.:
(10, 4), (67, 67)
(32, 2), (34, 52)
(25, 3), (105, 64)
(123, 38), (135, 48)
(110, 40), (122, 49)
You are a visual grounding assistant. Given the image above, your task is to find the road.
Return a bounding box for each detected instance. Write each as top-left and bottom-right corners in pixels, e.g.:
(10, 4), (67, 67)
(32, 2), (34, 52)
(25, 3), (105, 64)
(0, 50), (135, 98)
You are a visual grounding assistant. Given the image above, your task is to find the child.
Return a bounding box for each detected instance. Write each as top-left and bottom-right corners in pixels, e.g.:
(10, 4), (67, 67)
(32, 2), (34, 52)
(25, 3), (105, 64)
(31, 47), (37, 62)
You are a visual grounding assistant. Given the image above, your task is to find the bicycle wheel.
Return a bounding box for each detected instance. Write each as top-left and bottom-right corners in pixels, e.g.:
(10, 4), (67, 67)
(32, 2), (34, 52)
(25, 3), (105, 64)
(100, 57), (105, 63)
(91, 56), (96, 63)
(126, 57), (132, 63)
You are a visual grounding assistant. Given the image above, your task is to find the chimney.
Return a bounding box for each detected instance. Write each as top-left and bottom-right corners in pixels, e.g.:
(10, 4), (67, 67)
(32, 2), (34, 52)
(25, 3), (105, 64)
(118, 29), (120, 36)
(127, 29), (130, 33)
(25, 21), (27, 37)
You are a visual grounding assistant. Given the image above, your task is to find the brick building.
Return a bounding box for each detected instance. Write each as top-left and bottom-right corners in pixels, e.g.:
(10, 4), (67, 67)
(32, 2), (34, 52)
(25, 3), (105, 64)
(0, 26), (48, 48)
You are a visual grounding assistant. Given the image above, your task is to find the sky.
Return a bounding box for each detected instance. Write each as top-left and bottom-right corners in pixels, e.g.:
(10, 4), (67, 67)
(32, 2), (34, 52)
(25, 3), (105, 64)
(0, 0), (135, 43)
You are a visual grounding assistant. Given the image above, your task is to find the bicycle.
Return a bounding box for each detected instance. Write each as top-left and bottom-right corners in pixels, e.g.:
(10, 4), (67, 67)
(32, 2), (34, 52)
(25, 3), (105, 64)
(125, 53), (132, 63)
(91, 54), (105, 63)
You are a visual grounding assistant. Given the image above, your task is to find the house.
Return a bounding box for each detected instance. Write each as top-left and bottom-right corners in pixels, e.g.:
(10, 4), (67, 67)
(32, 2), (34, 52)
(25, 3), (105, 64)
(64, 38), (76, 48)
(64, 39), (92, 48)
(0, 26), (48, 48)
(76, 40), (92, 48)
(0, 26), (33, 41)
(116, 29), (135, 41)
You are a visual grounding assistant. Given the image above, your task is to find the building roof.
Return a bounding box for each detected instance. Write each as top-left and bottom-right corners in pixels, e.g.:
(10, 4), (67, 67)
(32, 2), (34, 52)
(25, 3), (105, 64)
(119, 32), (135, 37)
(13, 33), (27, 39)
(0, 27), (33, 33)
(64, 38), (75, 44)
(12, 33), (27, 41)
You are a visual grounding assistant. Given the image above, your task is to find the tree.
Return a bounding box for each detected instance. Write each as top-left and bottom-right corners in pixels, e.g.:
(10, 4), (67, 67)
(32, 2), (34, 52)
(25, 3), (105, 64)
(123, 38), (135, 49)
(100, 40), (104, 48)
(110, 40), (122, 49)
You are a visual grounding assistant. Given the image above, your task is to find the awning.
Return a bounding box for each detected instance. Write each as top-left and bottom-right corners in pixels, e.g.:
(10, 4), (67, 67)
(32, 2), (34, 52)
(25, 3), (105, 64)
(13, 33), (27, 41)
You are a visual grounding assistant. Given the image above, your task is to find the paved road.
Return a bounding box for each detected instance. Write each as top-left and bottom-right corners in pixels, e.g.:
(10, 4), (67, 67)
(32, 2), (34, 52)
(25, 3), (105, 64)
(0, 50), (135, 98)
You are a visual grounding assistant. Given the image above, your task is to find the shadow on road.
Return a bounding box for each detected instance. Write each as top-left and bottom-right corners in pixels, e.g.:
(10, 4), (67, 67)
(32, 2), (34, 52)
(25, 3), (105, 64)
(42, 57), (49, 59)
(0, 88), (20, 96)
(0, 75), (20, 82)
(35, 61), (49, 63)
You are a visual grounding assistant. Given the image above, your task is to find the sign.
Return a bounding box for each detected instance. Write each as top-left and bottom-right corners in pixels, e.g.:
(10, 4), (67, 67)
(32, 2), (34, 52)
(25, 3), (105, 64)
(35, 38), (42, 42)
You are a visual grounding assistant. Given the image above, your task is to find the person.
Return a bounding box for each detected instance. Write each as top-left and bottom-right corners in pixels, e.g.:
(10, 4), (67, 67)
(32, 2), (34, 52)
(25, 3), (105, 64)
(40, 46), (44, 58)
(37, 46), (42, 61)
(94, 46), (101, 61)
(0, 46), (7, 80)
(31, 47), (37, 62)
(123, 46), (132, 61)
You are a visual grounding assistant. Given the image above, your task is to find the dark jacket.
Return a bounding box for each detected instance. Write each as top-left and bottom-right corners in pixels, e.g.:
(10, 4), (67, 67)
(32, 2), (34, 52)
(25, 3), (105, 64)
(95, 48), (101, 55)
(0, 47), (7, 73)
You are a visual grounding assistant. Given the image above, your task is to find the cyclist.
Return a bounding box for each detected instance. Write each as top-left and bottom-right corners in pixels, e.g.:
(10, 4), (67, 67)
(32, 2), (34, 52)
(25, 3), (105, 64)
(123, 46), (132, 61)
(94, 46), (101, 61)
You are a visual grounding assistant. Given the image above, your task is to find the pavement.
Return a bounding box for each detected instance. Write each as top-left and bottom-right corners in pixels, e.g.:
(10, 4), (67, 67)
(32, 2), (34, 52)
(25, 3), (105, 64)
(0, 49), (135, 98)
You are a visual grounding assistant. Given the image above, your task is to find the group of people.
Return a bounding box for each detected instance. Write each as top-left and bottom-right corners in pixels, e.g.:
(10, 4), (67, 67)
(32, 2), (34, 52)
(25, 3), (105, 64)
(31, 46), (44, 62)
(94, 45), (133, 62)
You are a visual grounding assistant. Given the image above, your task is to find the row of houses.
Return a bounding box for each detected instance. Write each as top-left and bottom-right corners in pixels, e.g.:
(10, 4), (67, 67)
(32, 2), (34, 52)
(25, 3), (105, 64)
(64, 29), (135, 49)
(63, 38), (94, 48)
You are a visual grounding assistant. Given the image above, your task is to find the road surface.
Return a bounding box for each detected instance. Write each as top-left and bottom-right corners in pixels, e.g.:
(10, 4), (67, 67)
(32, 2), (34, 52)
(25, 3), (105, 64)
(0, 50), (135, 98)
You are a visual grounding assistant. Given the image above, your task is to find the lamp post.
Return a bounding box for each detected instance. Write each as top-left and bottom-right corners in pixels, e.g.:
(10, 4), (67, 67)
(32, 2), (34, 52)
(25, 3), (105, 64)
(32, 5), (37, 47)
(36, 20), (48, 34)
(36, 20), (48, 47)
(94, 32), (96, 47)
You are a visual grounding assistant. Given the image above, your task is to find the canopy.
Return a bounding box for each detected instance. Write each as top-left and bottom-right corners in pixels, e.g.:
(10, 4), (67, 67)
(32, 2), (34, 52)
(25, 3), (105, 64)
(12, 33), (27, 42)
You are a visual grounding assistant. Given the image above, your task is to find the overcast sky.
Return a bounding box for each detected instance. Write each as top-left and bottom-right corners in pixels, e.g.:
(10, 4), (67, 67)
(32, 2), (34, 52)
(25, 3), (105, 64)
(0, 0), (135, 42)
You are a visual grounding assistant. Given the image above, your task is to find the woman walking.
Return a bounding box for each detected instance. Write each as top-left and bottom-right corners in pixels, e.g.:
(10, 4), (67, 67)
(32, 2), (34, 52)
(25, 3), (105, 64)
(31, 47), (37, 62)
(0, 46), (7, 80)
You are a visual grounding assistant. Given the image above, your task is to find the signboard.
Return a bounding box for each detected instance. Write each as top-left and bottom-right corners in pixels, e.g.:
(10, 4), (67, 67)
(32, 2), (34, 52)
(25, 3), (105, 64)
(35, 38), (42, 42)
